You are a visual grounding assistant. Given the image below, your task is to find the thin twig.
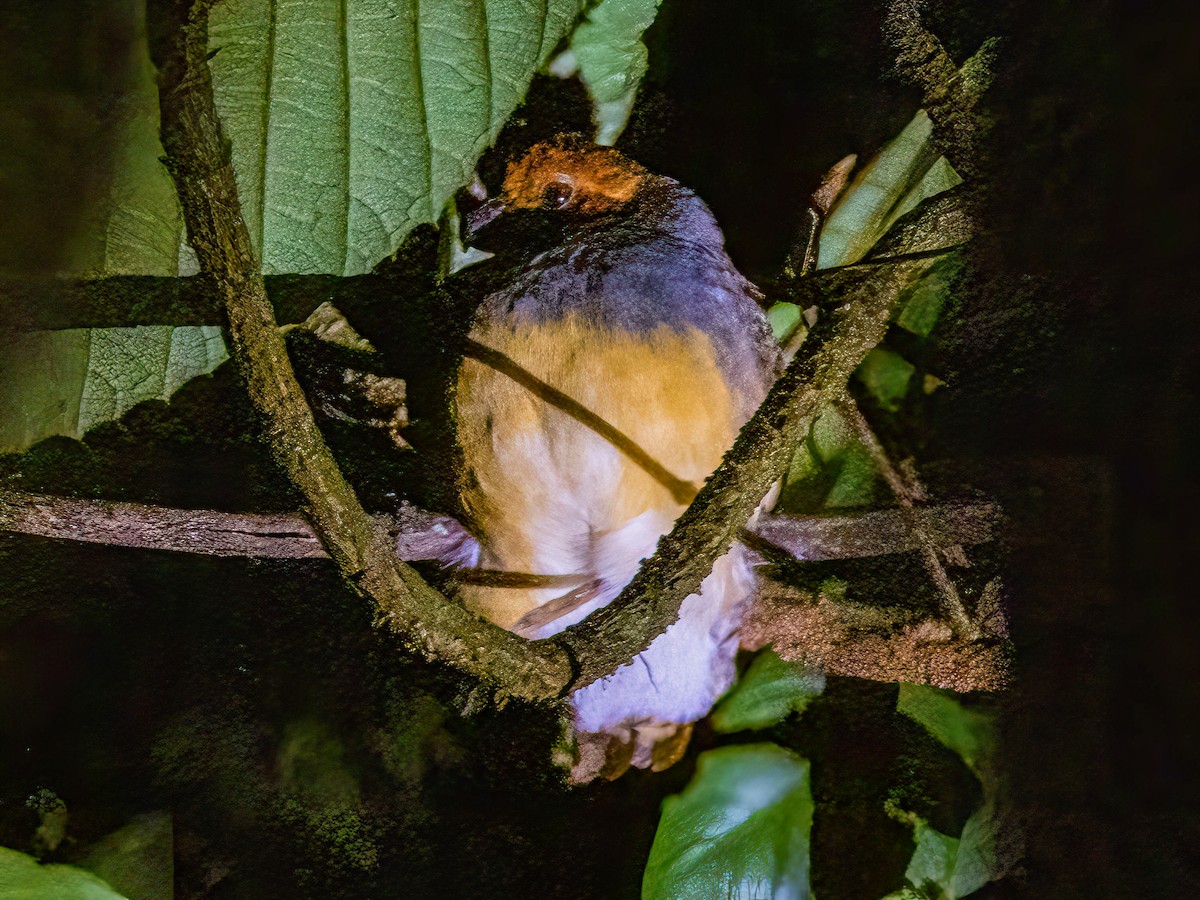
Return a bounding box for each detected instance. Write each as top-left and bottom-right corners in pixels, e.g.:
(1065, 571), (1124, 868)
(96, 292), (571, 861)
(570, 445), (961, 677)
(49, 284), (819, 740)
(836, 397), (981, 639)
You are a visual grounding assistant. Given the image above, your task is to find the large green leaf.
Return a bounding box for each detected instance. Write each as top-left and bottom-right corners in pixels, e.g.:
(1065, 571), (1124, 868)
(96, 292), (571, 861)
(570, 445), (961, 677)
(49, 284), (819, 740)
(208, 0), (585, 275)
(643, 744), (813, 900)
(781, 403), (880, 512)
(897, 684), (996, 779)
(0, 326), (227, 454)
(95, 2), (186, 277)
(710, 650), (825, 733)
(0, 847), (126, 900)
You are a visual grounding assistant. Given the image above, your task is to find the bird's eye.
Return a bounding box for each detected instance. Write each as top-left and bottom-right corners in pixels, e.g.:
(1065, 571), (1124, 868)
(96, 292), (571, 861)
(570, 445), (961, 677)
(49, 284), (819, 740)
(542, 179), (574, 209)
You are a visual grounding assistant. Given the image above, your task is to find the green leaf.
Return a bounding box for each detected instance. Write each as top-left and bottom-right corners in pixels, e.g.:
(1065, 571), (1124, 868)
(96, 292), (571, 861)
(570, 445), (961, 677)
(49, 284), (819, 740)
(895, 255), (962, 337)
(0, 846), (126, 900)
(95, 3), (184, 277)
(208, 0), (585, 275)
(0, 326), (227, 454)
(890, 813), (1000, 900)
(905, 819), (960, 893)
(892, 686), (1013, 898)
(80, 812), (173, 900)
(781, 404), (879, 512)
(767, 302), (803, 343)
(818, 110), (962, 269)
(896, 684), (995, 779)
(857, 347), (915, 413)
(711, 650), (825, 733)
(643, 744), (813, 900)
(561, 0), (663, 144)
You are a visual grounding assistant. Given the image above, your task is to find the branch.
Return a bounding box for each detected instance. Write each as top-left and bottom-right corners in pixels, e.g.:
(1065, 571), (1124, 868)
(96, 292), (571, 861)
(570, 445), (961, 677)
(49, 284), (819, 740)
(0, 274), (352, 332)
(0, 489), (999, 566)
(555, 266), (941, 688)
(146, 0), (570, 701)
(837, 398), (980, 638)
(884, 0), (1001, 179)
(750, 502), (1001, 562)
(742, 580), (1008, 692)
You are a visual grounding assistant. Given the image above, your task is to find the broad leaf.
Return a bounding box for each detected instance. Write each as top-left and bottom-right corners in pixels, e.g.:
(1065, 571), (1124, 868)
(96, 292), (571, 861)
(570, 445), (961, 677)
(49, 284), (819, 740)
(555, 0), (663, 144)
(643, 744), (813, 900)
(897, 684), (996, 779)
(208, 0), (586, 275)
(711, 650), (825, 733)
(857, 347), (915, 413)
(781, 403), (880, 512)
(0, 327), (227, 454)
(0, 847), (125, 900)
(96, 2), (185, 277)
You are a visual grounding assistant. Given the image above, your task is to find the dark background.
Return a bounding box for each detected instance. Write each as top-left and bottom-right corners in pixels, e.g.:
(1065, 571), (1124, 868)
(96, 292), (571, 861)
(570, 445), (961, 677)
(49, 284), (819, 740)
(2, 0), (1197, 895)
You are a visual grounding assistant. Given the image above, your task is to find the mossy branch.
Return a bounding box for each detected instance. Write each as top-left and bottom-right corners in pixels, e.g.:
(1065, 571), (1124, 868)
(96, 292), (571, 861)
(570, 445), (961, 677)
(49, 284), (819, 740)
(146, 0), (571, 702)
(554, 205), (969, 688)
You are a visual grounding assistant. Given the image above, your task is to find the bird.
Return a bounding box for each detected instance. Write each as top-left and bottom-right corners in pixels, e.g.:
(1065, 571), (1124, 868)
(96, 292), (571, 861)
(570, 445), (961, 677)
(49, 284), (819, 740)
(453, 134), (780, 781)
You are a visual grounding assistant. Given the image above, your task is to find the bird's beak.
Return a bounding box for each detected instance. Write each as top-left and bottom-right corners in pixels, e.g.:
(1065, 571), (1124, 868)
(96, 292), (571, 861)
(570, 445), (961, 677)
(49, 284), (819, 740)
(464, 197), (508, 241)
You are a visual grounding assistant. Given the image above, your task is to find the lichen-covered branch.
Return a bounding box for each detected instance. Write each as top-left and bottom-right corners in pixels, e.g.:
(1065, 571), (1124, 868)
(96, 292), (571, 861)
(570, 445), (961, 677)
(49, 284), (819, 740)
(0, 489), (1000, 566)
(556, 254), (938, 688)
(145, 0), (571, 701)
(884, 0), (1001, 178)
(742, 581), (1008, 692)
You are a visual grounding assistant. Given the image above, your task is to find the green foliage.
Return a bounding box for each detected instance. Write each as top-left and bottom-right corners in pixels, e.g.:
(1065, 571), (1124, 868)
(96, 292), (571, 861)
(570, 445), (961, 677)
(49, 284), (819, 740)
(0, 847), (126, 900)
(711, 650), (825, 733)
(896, 256), (963, 338)
(818, 110), (962, 269)
(768, 302), (804, 343)
(888, 686), (1011, 899)
(643, 745), (813, 900)
(557, 0), (663, 144)
(782, 403), (880, 511)
(98, 5), (186, 277)
(897, 685), (995, 779)
(207, 0), (585, 275)
(0, 326), (227, 453)
(3, 0), (674, 452)
(857, 347), (916, 413)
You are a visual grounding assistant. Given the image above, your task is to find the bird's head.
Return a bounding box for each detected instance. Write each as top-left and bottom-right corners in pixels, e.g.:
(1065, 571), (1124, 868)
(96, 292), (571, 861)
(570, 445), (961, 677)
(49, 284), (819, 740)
(464, 135), (653, 255)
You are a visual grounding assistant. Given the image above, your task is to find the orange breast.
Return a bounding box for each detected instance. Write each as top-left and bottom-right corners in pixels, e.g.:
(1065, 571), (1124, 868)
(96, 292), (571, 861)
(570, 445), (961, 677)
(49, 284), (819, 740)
(456, 314), (742, 629)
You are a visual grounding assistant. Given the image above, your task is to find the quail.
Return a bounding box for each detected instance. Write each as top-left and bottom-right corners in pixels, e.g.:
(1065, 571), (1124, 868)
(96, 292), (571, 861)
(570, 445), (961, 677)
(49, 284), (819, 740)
(456, 135), (780, 780)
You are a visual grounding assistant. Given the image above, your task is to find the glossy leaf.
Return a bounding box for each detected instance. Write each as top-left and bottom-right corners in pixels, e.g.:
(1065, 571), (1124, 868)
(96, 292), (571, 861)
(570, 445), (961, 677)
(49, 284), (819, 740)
(208, 0), (585, 275)
(781, 404), (879, 512)
(643, 744), (813, 900)
(818, 110), (962, 270)
(767, 302), (803, 343)
(897, 684), (996, 778)
(711, 650), (825, 733)
(892, 685), (1010, 898)
(896, 255), (963, 337)
(0, 847), (125, 900)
